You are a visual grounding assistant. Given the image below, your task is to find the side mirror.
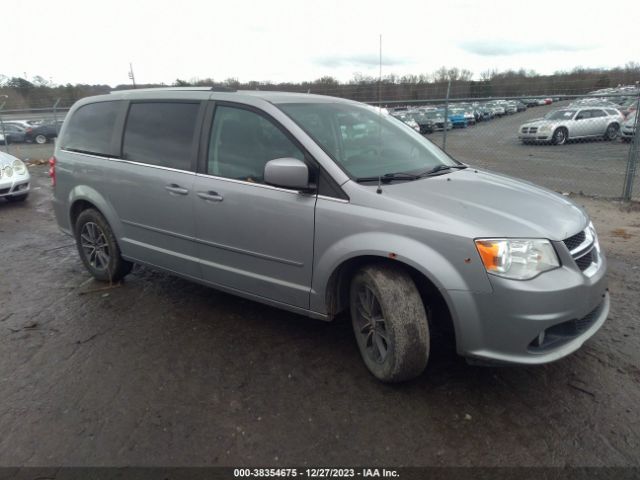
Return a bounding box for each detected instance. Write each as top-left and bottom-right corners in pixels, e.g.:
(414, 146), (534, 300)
(264, 158), (311, 190)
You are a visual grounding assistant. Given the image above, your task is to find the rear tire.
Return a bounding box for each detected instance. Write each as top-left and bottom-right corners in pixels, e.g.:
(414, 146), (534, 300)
(552, 127), (568, 145)
(34, 134), (48, 144)
(74, 208), (132, 282)
(604, 123), (619, 141)
(350, 264), (430, 383)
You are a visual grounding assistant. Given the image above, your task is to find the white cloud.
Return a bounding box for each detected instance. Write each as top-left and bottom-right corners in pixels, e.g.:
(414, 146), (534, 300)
(4, 0), (638, 86)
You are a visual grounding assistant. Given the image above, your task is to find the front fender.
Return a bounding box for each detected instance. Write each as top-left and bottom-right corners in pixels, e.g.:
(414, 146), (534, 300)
(310, 231), (492, 314)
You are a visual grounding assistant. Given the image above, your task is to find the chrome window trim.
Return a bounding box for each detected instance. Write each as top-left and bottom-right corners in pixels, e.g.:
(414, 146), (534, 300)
(61, 149), (196, 175)
(317, 194), (349, 204)
(195, 172), (311, 196)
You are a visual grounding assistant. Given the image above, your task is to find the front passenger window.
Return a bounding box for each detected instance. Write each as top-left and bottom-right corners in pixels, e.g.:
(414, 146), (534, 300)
(208, 106), (305, 183)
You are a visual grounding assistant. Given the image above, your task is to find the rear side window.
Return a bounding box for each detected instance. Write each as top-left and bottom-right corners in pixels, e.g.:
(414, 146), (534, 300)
(123, 102), (200, 170)
(61, 101), (122, 156)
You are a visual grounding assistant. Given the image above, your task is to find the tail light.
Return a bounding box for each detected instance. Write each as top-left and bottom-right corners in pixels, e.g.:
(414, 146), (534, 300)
(48, 156), (56, 187)
(26, 128), (33, 134)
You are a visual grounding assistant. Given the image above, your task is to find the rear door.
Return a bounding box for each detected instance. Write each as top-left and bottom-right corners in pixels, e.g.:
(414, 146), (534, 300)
(572, 109), (592, 138)
(192, 102), (317, 309)
(587, 109), (608, 136)
(116, 100), (205, 278)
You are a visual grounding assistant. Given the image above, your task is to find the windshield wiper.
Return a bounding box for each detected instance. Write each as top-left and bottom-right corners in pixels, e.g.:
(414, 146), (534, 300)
(418, 164), (468, 177)
(355, 172), (422, 183)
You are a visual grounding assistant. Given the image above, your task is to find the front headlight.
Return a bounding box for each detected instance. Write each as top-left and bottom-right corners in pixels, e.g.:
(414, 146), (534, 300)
(475, 238), (560, 280)
(12, 159), (27, 175)
(539, 125), (551, 132)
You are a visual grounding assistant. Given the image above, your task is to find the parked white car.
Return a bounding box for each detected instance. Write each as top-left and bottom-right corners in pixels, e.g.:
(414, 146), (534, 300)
(0, 152), (30, 202)
(519, 108), (625, 145)
(620, 113), (638, 142)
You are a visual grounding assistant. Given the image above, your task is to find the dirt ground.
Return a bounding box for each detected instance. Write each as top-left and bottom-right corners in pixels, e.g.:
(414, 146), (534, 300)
(0, 166), (639, 466)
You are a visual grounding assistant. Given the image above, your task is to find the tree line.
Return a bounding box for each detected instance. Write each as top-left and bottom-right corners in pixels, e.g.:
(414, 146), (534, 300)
(1, 63), (639, 110)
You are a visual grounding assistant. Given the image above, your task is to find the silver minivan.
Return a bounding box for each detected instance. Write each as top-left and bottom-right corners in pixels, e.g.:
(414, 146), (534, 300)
(52, 88), (609, 382)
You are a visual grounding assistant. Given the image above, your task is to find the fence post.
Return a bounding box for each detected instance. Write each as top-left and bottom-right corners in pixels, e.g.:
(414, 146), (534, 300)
(0, 99), (8, 154)
(52, 98), (61, 135)
(442, 79), (451, 151)
(622, 96), (640, 201)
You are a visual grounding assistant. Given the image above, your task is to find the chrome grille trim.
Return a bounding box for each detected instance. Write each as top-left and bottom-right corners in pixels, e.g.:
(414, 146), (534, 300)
(563, 226), (601, 277)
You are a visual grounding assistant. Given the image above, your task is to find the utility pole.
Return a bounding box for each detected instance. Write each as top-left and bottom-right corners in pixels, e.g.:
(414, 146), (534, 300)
(378, 34), (382, 105)
(128, 63), (137, 89)
(0, 95), (9, 153)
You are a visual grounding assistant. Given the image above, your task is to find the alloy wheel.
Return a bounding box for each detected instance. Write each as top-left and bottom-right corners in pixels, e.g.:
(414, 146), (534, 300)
(355, 285), (389, 364)
(80, 222), (110, 271)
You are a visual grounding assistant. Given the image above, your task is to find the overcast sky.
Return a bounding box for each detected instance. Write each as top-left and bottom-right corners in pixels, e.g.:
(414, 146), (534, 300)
(6, 0), (639, 86)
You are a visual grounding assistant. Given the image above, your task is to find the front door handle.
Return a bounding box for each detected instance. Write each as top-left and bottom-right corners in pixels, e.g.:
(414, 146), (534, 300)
(165, 184), (189, 195)
(197, 191), (224, 202)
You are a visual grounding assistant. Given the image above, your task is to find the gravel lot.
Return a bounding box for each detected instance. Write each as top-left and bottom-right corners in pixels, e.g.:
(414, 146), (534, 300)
(0, 166), (639, 466)
(4, 100), (638, 199)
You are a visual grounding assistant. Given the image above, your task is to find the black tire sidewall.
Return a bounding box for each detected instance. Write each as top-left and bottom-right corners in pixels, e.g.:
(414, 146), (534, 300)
(74, 209), (130, 282)
(553, 128), (567, 145)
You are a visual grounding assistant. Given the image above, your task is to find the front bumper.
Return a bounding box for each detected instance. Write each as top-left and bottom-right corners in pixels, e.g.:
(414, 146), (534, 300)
(0, 174), (30, 198)
(620, 126), (635, 139)
(519, 131), (552, 142)
(446, 243), (608, 365)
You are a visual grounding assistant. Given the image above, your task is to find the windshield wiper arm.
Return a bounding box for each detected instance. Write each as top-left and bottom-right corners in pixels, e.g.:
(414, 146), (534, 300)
(355, 172), (422, 183)
(419, 164), (468, 177)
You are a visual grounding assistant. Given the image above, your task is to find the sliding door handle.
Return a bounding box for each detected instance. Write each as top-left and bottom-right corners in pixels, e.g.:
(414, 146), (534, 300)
(197, 191), (224, 202)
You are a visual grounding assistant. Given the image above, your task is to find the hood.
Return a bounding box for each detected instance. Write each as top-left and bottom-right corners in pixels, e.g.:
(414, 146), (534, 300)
(378, 169), (588, 240)
(522, 118), (557, 127)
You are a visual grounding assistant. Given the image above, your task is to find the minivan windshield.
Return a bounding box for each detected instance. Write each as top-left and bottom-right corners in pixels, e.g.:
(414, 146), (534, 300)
(278, 102), (457, 180)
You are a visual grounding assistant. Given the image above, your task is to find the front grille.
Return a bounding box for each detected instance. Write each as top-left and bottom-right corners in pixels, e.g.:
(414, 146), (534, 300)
(0, 187), (10, 195)
(528, 299), (605, 352)
(563, 228), (597, 272)
(521, 126), (538, 134)
(563, 231), (586, 251)
(575, 250), (594, 271)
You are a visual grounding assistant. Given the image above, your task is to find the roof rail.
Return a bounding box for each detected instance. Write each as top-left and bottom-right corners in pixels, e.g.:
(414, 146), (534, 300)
(111, 86), (237, 94)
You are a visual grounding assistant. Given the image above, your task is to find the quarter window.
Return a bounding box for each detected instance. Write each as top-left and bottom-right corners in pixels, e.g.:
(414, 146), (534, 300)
(123, 102), (200, 170)
(61, 101), (122, 156)
(207, 105), (304, 183)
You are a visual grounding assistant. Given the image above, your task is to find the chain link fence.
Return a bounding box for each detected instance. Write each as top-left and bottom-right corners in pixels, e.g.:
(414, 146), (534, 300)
(0, 84), (638, 200)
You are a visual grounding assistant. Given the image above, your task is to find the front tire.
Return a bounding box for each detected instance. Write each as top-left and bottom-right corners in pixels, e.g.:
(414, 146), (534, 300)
(74, 208), (132, 282)
(552, 127), (568, 145)
(350, 264), (430, 383)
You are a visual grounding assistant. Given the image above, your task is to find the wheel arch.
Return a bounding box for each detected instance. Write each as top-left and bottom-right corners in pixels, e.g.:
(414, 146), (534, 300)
(322, 254), (458, 352)
(67, 186), (124, 240)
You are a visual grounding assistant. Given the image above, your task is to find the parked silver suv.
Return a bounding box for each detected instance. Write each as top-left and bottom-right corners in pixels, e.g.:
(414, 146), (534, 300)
(52, 88), (609, 382)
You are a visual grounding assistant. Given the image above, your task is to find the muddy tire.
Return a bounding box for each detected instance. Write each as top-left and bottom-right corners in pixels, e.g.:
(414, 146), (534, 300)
(74, 208), (132, 282)
(350, 264), (430, 383)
